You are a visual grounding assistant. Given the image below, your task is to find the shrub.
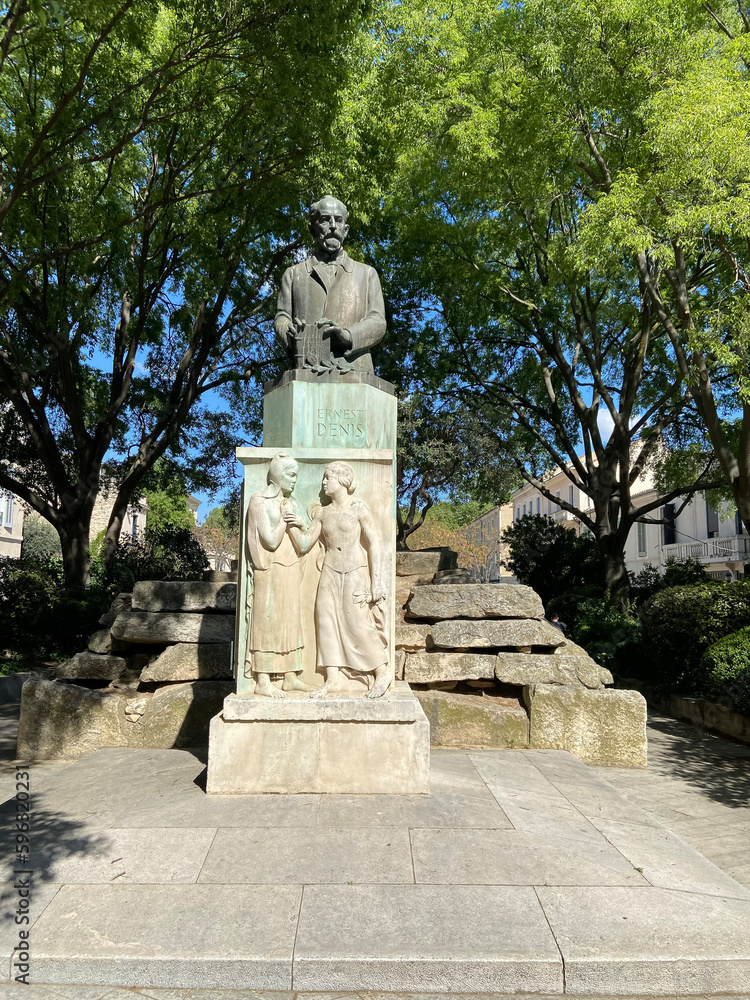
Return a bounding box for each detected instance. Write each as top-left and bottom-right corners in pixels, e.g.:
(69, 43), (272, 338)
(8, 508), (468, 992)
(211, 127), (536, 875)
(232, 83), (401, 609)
(115, 525), (208, 582)
(502, 514), (604, 606)
(640, 580), (750, 693)
(700, 627), (750, 714)
(0, 558), (109, 657)
(629, 557), (708, 605)
(20, 512), (62, 561)
(569, 595), (642, 673)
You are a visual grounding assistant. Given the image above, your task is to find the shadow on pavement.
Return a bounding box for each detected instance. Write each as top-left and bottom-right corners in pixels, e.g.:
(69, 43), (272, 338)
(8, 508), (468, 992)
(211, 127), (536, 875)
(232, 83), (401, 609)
(647, 712), (750, 808)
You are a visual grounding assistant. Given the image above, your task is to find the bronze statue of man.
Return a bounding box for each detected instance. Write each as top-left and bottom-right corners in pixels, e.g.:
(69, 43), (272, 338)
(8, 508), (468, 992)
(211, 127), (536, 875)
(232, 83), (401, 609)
(274, 196), (386, 374)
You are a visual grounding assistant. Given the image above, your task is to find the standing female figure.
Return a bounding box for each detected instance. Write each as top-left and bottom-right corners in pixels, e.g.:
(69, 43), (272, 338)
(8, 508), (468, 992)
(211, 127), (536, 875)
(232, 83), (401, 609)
(245, 452), (311, 698)
(286, 461), (390, 699)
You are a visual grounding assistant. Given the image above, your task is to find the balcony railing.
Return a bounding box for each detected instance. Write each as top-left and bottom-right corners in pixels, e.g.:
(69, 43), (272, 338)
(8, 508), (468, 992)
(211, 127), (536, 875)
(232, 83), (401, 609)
(663, 535), (750, 564)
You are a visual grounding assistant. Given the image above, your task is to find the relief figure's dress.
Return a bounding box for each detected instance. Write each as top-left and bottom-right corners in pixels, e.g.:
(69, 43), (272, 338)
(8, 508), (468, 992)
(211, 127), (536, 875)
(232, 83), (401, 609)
(247, 493), (303, 673)
(314, 501), (387, 673)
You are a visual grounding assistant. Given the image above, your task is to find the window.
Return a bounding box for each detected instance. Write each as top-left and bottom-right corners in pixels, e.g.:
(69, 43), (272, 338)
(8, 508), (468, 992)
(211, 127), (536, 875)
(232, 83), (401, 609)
(523, 503), (526, 516)
(707, 504), (719, 539)
(536, 497), (540, 515)
(569, 485), (575, 507)
(131, 515), (139, 539)
(515, 507), (520, 520)
(637, 521), (647, 557)
(663, 504), (676, 545)
(736, 512), (747, 536)
(0, 493), (12, 530)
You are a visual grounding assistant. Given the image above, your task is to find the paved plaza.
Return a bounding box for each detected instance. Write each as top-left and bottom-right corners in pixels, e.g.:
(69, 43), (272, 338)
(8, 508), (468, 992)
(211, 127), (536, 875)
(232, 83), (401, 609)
(1, 702), (749, 997)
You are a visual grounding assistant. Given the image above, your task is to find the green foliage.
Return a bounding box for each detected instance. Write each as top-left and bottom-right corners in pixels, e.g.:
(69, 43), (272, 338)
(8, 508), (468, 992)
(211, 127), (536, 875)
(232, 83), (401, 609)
(20, 512), (62, 561)
(0, 0), (378, 584)
(502, 515), (604, 608)
(629, 557), (709, 605)
(115, 525), (208, 582)
(700, 628), (750, 714)
(569, 596), (642, 674)
(425, 501), (493, 531)
(145, 489), (195, 533)
(0, 558), (109, 657)
(641, 581), (750, 692)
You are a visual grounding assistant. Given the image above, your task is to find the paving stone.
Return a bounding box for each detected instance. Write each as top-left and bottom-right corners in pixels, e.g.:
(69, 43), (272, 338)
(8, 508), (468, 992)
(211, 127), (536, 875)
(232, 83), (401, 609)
(0, 880), (61, 981)
(30, 884), (301, 989)
(117, 787), (320, 830)
(112, 612), (236, 645)
(537, 885), (750, 995)
(293, 884), (563, 992)
(132, 581), (237, 613)
(405, 583), (545, 621)
(591, 818), (750, 900)
(316, 785), (512, 829)
(404, 652), (496, 683)
(0, 827), (215, 885)
(411, 828), (646, 886)
(416, 688), (530, 748)
(528, 685), (648, 766)
(197, 828), (414, 885)
(53, 652), (128, 682)
(495, 652), (603, 688)
(430, 619), (565, 650)
(140, 643), (232, 682)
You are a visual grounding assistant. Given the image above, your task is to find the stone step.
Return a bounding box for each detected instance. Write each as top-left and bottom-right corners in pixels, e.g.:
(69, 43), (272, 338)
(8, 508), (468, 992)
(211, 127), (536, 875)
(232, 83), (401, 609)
(131, 580), (237, 613)
(406, 583), (544, 620)
(111, 611), (235, 645)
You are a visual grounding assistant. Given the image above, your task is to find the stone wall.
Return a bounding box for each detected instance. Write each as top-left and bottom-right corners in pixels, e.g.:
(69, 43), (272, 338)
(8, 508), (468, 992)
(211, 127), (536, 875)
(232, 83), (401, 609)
(398, 583), (647, 767)
(17, 570), (648, 767)
(17, 581), (236, 760)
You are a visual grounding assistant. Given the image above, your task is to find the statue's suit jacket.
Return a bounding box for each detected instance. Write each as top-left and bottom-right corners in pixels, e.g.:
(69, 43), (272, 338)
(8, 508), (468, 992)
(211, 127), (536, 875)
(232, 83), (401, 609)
(275, 252), (386, 373)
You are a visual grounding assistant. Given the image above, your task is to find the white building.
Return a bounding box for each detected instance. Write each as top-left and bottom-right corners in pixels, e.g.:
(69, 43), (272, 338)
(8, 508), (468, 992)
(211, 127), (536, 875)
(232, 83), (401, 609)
(467, 503), (516, 581)
(0, 491), (23, 558)
(510, 466), (750, 582)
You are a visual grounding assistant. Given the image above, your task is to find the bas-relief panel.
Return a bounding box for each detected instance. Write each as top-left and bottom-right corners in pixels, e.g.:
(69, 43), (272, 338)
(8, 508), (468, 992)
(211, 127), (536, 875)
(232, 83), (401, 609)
(236, 450), (394, 699)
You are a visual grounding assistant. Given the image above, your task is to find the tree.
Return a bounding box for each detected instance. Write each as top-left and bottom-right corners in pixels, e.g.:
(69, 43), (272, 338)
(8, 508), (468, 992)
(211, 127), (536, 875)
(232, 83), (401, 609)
(194, 502), (240, 570)
(369, 0), (728, 604)
(395, 392), (518, 549)
(502, 515), (604, 609)
(567, 2), (750, 532)
(0, 0), (371, 585)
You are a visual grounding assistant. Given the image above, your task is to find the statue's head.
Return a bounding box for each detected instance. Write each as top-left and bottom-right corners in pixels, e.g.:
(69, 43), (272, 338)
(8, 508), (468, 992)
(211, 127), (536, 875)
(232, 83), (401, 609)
(267, 452), (299, 496)
(323, 461), (356, 496)
(309, 195), (349, 259)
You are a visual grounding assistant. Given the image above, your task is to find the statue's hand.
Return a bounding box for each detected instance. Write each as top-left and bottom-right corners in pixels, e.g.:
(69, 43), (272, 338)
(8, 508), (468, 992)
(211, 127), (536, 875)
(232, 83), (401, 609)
(282, 509), (303, 528)
(319, 320), (352, 347)
(371, 587), (386, 605)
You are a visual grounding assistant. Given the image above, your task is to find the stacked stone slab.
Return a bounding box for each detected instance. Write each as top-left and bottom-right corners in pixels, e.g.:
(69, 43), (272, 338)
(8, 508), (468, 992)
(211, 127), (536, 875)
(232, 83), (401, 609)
(17, 581), (236, 760)
(395, 547), (458, 617)
(400, 583), (646, 766)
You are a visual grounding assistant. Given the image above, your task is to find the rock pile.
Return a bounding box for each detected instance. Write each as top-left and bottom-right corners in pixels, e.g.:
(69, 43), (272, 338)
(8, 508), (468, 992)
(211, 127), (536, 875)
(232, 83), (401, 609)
(397, 583), (646, 766)
(17, 581), (236, 760)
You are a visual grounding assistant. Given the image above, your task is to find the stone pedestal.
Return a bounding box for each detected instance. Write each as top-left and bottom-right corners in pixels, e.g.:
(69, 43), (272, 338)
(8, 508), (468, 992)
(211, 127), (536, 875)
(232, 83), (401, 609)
(206, 372), (431, 795)
(206, 681), (430, 794)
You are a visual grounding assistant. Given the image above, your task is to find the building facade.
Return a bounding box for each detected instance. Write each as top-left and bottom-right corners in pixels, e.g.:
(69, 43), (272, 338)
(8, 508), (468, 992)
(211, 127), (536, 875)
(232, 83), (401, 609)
(510, 469), (750, 582)
(0, 491), (24, 558)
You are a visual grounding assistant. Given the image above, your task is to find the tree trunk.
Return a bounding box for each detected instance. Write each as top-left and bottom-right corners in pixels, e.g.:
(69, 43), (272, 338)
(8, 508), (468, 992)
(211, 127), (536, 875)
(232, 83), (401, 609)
(59, 523), (92, 588)
(599, 536), (630, 610)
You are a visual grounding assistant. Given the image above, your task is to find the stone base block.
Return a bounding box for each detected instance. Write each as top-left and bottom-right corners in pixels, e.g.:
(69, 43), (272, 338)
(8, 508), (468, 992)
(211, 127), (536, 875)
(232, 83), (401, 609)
(528, 684), (647, 767)
(206, 681), (430, 794)
(416, 688), (530, 749)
